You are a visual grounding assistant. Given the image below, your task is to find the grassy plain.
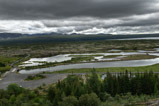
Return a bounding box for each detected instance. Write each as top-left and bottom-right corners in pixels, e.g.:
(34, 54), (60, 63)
(1, 39), (159, 58)
(0, 56), (22, 74)
(1, 38), (159, 72)
(121, 54), (158, 60)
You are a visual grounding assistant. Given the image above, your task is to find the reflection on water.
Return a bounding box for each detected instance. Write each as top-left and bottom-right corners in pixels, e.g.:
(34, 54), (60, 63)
(20, 54), (72, 67)
(118, 37), (159, 40)
(108, 49), (121, 52)
(20, 52), (149, 67)
(19, 47), (159, 74)
(20, 58), (159, 74)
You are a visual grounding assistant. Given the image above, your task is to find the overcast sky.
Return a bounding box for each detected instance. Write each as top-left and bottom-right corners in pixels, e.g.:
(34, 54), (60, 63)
(0, 0), (159, 34)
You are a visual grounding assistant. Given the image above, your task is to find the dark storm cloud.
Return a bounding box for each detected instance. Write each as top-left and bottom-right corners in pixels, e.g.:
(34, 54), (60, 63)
(0, 0), (159, 34)
(0, 0), (158, 19)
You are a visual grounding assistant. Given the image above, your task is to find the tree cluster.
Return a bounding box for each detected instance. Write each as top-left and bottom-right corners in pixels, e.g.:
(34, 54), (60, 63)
(0, 70), (159, 106)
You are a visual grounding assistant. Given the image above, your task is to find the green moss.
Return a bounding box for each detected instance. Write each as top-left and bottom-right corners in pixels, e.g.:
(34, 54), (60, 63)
(70, 56), (94, 62)
(121, 54), (158, 60)
(103, 55), (122, 58)
(25, 74), (46, 81)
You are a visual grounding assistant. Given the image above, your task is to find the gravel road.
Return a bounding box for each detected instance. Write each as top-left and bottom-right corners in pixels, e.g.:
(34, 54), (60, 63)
(0, 72), (69, 89)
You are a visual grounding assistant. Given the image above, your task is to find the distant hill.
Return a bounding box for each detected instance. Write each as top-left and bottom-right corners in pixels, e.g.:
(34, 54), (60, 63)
(0, 33), (24, 39)
(0, 33), (159, 45)
(0, 32), (62, 39)
(1, 32), (159, 40)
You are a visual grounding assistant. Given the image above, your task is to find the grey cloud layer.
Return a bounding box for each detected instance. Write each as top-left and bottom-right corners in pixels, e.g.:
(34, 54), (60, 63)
(0, 0), (159, 34)
(0, 0), (158, 19)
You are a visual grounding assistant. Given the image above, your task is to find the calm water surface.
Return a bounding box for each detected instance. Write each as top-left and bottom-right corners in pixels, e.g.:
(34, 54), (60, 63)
(19, 58), (159, 74)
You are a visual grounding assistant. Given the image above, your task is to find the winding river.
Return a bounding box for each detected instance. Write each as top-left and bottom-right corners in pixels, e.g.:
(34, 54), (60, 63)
(20, 57), (159, 74)
(19, 48), (159, 74)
